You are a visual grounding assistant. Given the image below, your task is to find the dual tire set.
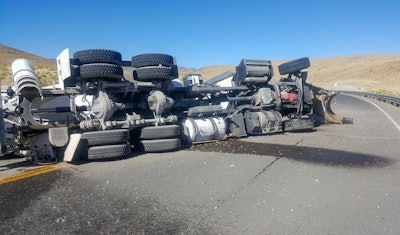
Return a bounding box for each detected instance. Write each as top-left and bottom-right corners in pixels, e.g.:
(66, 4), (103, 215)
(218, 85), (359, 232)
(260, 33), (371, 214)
(131, 53), (178, 81)
(73, 49), (124, 81)
(131, 125), (181, 153)
(80, 129), (131, 160)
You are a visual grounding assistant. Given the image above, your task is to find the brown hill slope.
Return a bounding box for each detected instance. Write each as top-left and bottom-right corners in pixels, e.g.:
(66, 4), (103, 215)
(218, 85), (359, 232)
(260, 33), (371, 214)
(0, 45), (57, 86)
(307, 55), (400, 95)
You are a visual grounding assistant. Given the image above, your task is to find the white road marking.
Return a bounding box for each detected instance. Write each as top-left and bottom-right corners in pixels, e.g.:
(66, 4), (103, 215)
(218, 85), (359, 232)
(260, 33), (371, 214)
(356, 96), (400, 132)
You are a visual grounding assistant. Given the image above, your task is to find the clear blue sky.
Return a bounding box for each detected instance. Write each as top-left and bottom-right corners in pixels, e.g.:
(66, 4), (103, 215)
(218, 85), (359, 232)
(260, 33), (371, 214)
(1, 0), (399, 68)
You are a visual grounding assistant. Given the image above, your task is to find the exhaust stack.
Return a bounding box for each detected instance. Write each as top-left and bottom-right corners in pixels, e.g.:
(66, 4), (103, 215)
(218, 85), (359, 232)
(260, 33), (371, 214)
(11, 58), (42, 98)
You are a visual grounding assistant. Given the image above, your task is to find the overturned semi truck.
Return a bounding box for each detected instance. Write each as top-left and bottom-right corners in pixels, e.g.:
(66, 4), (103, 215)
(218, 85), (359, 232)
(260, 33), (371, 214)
(0, 48), (348, 163)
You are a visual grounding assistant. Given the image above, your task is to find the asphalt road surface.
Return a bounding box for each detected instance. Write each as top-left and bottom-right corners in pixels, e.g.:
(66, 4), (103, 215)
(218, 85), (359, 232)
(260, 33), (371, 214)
(1, 94), (399, 234)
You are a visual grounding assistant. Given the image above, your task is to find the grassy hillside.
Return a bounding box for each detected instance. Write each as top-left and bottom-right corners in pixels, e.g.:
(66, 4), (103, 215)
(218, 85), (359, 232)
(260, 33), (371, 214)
(307, 55), (400, 96)
(1, 45), (399, 96)
(0, 44), (57, 86)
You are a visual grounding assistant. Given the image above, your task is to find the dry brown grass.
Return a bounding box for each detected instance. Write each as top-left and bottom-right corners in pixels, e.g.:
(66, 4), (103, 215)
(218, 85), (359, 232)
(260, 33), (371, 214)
(0, 45), (57, 86)
(306, 55), (400, 96)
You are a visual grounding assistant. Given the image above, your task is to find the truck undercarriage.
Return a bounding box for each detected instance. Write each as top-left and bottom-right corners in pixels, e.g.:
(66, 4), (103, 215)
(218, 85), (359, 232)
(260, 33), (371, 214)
(0, 49), (348, 163)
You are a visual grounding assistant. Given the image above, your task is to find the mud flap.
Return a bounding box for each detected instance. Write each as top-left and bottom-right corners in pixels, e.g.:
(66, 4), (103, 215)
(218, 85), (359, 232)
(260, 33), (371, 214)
(310, 85), (353, 124)
(56, 48), (76, 88)
(63, 133), (81, 162)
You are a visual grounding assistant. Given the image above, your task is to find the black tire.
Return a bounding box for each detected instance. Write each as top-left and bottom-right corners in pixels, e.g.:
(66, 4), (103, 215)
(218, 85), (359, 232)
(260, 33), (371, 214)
(72, 49), (122, 65)
(137, 138), (181, 153)
(133, 66), (178, 81)
(81, 129), (130, 146)
(133, 125), (181, 140)
(283, 118), (314, 132)
(278, 57), (310, 75)
(131, 53), (174, 68)
(75, 63), (123, 81)
(87, 143), (131, 160)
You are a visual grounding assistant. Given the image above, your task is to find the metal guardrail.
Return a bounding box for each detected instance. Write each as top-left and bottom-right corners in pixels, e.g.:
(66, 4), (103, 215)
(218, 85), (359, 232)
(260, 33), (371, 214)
(337, 90), (400, 107)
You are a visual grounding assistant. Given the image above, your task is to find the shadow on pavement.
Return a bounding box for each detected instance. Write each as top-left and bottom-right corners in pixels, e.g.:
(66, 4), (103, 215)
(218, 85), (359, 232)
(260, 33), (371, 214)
(189, 140), (394, 168)
(0, 154), (38, 172)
